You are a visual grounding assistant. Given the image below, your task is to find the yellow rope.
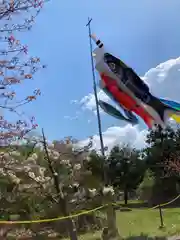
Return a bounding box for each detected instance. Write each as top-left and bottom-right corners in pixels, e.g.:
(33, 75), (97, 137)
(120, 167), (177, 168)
(0, 194), (179, 224)
(151, 194), (180, 209)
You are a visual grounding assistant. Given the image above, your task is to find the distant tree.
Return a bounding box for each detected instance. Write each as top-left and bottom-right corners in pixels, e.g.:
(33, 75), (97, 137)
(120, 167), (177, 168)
(84, 148), (121, 240)
(145, 125), (176, 173)
(137, 169), (155, 202)
(145, 125), (179, 202)
(84, 150), (105, 186)
(107, 145), (145, 204)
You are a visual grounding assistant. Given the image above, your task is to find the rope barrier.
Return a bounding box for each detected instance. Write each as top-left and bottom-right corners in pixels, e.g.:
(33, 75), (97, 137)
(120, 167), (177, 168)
(151, 194), (180, 209)
(0, 205), (108, 224)
(0, 194), (179, 224)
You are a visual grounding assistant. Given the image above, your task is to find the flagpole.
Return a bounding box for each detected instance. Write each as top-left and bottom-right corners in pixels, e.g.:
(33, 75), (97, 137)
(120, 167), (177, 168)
(86, 18), (105, 158)
(85, 20), (121, 240)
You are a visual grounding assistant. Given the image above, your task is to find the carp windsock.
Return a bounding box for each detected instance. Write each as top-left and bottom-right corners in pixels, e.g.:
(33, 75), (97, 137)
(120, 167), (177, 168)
(91, 34), (180, 128)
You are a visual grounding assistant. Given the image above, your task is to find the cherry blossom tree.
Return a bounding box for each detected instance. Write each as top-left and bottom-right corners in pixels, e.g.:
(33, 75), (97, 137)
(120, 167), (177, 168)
(0, 0), (46, 30)
(165, 151), (180, 177)
(0, 0), (48, 146)
(0, 133), (108, 239)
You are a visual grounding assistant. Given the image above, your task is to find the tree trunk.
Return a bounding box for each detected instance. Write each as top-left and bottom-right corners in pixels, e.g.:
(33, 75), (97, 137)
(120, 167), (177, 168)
(42, 129), (78, 240)
(124, 187), (128, 205)
(60, 197), (78, 240)
(102, 205), (121, 240)
(0, 225), (11, 240)
(66, 218), (78, 240)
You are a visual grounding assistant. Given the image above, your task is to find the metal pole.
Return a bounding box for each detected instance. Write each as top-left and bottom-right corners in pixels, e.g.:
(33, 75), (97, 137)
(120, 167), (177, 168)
(85, 22), (120, 240)
(86, 18), (105, 158)
(86, 18), (109, 185)
(158, 204), (164, 229)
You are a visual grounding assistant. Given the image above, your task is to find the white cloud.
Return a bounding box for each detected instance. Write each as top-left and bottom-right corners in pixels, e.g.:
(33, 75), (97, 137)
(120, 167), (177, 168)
(80, 57), (180, 150)
(64, 115), (78, 120)
(70, 100), (78, 104)
(80, 125), (148, 152)
(80, 90), (110, 112)
(87, 119), (92, 124)
(64, 111), (81, 121)
(143, 57), (180, 100)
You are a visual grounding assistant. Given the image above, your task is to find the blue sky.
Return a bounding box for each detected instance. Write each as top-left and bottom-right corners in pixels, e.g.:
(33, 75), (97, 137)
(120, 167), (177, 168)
(15, 0), (180, 141)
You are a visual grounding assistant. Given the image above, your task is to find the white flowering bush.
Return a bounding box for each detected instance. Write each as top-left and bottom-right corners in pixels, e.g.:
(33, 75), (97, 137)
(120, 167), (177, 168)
(102, 186), (115, 196)
(0, 136), (107, 239)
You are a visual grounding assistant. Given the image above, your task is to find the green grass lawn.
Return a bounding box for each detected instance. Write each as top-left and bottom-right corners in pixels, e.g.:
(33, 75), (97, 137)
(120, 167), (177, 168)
(118, 199), (145, 204)
(63, 208), (180, 240)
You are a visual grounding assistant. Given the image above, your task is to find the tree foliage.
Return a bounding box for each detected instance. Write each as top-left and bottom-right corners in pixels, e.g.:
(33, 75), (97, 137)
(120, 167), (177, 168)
(0, 0), (47, 146)
(144, 125), (180, 203)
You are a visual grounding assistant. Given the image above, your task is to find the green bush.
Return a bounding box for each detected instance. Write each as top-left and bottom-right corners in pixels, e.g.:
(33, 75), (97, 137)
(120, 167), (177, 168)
(137, 169), (155, 202)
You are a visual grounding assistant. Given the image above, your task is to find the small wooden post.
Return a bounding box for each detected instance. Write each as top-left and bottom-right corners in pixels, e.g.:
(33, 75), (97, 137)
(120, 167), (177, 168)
(158, 204), (164, 229)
